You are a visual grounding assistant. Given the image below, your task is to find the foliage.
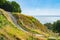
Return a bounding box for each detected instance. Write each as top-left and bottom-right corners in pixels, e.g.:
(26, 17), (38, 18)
(11, 1), (21, 13)
(0, 0), (6, 5)
(44, 23), (53, 30)
(44, 20), (60, 35)
(0, 14), (9, 27)
(3, 1), (13, 12)
(53, 20), (60, 33)
(27, 36), (38, 40)
(0, 0), (21, 13)
(48, 38), (56, 40)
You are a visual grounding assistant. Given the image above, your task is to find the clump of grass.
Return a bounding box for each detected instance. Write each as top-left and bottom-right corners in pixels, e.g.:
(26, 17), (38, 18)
(0, 14), (9, 28)
(47, 38), (56, 40)
(27, 36), (39, 40)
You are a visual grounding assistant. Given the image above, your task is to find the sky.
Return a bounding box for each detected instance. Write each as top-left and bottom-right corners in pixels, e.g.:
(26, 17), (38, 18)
(34, 16), (60, 24)
(9, 0), (60, 15)
(9, 0), (60, 23)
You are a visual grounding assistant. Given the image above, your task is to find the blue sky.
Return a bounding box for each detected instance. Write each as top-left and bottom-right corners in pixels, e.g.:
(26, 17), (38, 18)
(9, 0), (60, 23)
(9, 0), (60, 15)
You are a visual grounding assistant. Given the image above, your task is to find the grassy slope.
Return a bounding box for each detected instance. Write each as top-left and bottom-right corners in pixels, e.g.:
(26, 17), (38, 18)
(0, 9), (40, 40)
(0, 9), (57, 40)
(12, 13), (50, 37)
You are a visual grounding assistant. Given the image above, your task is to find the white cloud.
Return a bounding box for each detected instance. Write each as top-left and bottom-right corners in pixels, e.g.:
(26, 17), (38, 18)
(22, 8), (60, 24)
(22, 8), (60, 16)
(35, 17), (60, 24)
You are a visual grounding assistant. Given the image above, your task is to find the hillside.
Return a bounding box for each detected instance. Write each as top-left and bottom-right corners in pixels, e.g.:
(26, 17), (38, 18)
(12, 13), (50, 36)
(0, 9), (55, 40)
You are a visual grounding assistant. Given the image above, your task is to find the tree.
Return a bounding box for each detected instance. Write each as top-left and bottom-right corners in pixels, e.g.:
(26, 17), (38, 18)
(0, 0), (6, 5)
(0, 0), (21, 13)
(53, 20), (60, 34)
(3, 1), (13, 12)
(0, 0), (6, 8)
(11, 1), (21, 13)
(44, 23), (52, 30)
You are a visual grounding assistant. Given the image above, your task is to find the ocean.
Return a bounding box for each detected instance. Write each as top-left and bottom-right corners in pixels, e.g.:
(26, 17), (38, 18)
(33, 15), (60, 24)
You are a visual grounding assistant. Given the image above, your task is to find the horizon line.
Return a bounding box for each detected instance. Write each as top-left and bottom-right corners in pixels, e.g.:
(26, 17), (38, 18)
(33, 15), (60, 17)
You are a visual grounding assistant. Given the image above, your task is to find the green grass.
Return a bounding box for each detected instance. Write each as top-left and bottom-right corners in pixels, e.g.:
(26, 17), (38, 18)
(0, 14), (9, 28)
(27, 36), (39, 40)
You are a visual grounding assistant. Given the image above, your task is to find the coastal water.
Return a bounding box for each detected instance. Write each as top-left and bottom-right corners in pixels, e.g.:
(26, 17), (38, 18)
(33, 15), (60, 24)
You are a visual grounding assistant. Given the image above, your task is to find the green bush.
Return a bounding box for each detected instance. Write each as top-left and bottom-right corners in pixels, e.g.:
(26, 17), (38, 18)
(27, 36), (38, 40)
(47, 38), (56, 40)
(0, 14), (9, 28)
(0, 0), (21, 13)
(58, 39), (60, 40)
